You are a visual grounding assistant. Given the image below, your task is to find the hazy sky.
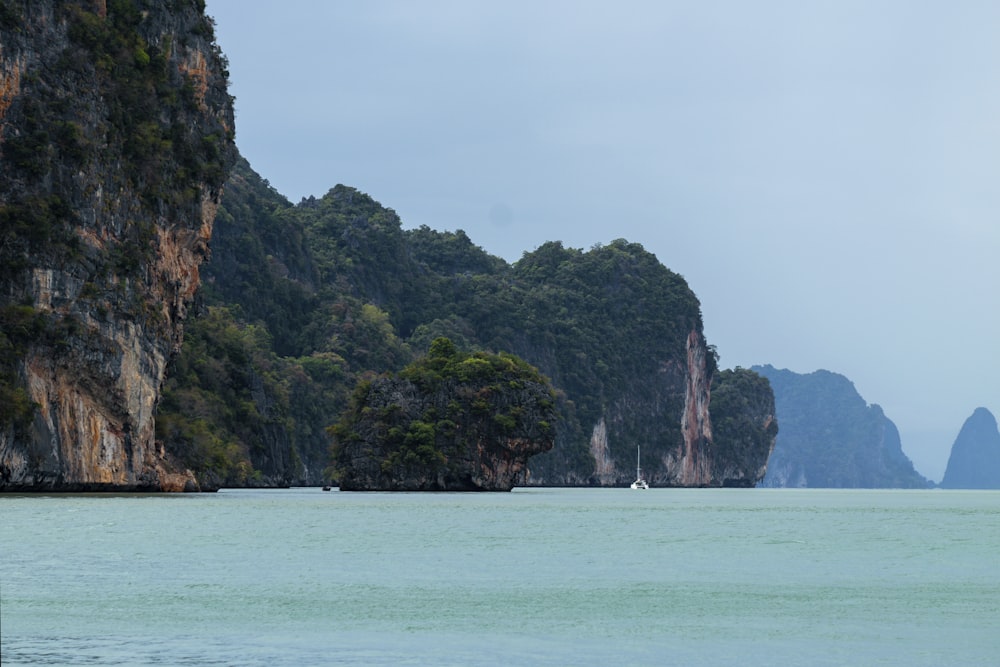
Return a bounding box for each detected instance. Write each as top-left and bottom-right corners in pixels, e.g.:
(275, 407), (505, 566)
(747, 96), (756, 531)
(205, 1), (998, 482)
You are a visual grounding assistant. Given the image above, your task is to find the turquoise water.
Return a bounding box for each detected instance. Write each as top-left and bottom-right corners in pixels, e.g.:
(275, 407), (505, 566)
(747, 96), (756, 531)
(2, 487), (998, 665)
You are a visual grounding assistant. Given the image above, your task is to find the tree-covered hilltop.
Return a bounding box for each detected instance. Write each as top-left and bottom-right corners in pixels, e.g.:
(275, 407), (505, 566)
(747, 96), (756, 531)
(753, 365), (930, 488)
(157, 158), (776, 488)
(331, 337), (556, 491)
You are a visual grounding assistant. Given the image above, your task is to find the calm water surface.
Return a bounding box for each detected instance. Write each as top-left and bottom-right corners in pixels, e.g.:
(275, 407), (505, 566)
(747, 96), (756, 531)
(2, 487), (998, 665)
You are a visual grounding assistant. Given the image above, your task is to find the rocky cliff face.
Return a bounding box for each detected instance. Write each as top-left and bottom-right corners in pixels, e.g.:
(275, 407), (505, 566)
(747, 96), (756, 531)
(940, 407), (1000, 489)
(581, 328), (717, 487)
(495, 240), (773, 488)
(673, 328), (714, 485)
(0, 1), (235, 490)
(554, 330), (774, 488)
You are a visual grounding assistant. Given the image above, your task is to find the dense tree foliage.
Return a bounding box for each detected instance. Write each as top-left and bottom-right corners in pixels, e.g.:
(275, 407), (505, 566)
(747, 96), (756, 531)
(158, 304), (358, 488)
(199, 161), (316, 357)
(0, 305), (48, 432)
(709, 368), (779, 479)
(329, 337), (555, 489)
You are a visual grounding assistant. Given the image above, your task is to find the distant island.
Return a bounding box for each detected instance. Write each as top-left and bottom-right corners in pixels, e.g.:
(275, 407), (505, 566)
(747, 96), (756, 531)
(939, 408), (1000, 489)
(752, 365), (930, 488)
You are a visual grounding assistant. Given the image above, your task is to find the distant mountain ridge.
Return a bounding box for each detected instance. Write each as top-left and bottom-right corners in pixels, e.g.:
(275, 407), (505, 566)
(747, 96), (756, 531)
(940, 408), (1000, 489)
(752, 365), (930, 488)
(156, 159), (777, 488)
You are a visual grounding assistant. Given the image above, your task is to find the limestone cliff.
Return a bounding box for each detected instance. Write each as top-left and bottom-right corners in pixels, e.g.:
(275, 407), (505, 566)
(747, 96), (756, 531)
(544, 327), (774, 488)
(577, 328), (718, 487)
(506, 241), (775, 488)
(674, 328), (714, 485)
(0, 0), (236, 490)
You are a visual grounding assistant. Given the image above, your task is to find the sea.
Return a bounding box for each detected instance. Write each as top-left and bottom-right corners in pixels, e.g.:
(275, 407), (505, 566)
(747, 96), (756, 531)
(1, 487), (998, 666)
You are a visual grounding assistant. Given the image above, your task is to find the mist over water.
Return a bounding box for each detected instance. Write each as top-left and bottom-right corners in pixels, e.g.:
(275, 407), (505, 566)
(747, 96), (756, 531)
(3, 488), (998, 665)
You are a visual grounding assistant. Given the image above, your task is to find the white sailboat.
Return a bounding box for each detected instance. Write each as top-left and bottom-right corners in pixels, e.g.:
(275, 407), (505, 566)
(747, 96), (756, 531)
(630, 445), (648, 489)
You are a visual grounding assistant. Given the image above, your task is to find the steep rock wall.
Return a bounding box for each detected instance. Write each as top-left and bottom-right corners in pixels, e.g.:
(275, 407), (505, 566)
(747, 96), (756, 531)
(673, 328), (713, 485)
(603, 329), (729, 487)
(0, 1), (235, 490)
(588, 417), (615, 484)
(532, 328), (774, 488)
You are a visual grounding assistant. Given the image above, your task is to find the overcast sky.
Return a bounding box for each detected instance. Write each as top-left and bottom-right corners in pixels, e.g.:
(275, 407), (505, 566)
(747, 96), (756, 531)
(205, 1), (998, 482)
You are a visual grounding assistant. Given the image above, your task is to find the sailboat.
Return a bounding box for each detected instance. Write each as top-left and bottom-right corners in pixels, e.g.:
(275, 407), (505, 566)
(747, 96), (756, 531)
(630, 445), (648, 489)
